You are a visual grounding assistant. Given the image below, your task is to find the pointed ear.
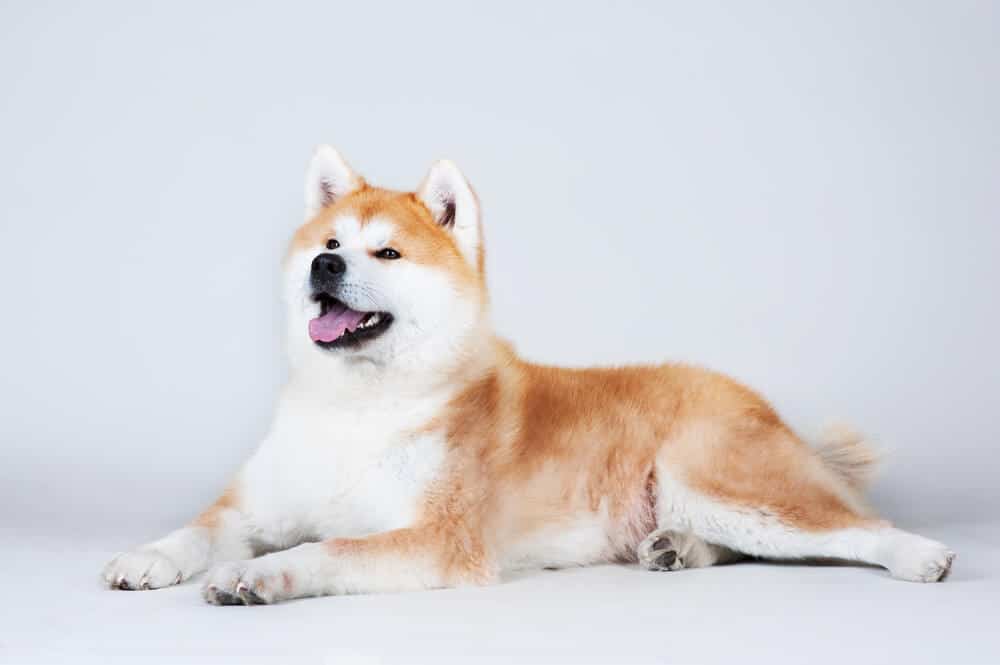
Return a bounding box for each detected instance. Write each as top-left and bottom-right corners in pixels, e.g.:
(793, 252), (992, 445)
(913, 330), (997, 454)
(304, 145), (364, 219)
(417, 160), (481, 268)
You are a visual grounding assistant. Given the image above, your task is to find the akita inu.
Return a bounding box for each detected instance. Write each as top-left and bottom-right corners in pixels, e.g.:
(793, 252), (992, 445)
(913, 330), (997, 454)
(103, 146), (954, 604)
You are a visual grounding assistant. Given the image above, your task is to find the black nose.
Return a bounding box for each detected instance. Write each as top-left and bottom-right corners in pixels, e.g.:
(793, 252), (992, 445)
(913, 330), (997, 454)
(311, 253), (346, 289)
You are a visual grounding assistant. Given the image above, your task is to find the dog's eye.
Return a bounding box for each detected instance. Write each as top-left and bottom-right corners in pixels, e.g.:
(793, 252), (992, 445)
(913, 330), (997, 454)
(375, 248), (401, 260)
(326, 238), (340, 250)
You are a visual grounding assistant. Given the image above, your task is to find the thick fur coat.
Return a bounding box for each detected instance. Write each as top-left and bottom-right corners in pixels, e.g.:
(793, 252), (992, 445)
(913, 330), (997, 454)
(103, 147), (954, 604)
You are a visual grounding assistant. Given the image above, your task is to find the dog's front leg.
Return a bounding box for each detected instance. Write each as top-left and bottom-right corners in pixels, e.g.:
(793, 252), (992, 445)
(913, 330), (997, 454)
(103, 486), (251, 590)
(202, 525), (493, 605)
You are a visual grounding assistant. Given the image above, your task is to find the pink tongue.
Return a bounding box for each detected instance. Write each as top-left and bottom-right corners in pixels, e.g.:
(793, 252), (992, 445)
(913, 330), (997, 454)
(309, 302), (368, 342)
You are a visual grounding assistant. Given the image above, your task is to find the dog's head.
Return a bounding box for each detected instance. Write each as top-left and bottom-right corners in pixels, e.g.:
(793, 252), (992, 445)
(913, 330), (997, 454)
(283, 146), (487, 370)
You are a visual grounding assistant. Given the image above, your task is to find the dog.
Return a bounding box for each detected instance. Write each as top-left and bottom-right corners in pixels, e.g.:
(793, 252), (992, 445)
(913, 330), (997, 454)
(103, 146), (955, 604)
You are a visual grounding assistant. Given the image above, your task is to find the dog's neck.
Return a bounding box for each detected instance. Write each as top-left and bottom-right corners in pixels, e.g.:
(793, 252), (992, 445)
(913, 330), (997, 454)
(286, 314), (501, 407)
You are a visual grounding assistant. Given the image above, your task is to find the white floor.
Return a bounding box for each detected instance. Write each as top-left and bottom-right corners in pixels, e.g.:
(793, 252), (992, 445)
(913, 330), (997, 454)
(4, 522), (998, 665)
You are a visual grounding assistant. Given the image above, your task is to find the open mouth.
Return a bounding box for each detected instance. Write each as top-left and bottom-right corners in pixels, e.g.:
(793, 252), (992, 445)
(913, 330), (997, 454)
(309, 293), (393, 350)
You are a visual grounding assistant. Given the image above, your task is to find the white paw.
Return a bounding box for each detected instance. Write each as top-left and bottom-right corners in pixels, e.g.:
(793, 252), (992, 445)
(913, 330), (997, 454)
(888, 537), (956, 583)
(102, 549), (184, 590)
(637, 529), (686, 571)
(202, 559), (293, 605)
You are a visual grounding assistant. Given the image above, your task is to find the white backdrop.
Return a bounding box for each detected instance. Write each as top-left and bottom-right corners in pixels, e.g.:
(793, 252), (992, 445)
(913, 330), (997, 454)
(1, 0), (997, 572)
(3, 3), (999, 664)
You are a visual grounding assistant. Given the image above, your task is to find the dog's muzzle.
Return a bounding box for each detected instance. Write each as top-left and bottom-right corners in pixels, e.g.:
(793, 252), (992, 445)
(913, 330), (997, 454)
(307, 252), (393, 349)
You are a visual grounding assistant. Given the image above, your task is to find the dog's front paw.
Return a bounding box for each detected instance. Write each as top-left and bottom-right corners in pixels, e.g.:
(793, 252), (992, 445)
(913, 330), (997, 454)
(103, 550), (184, 590)
(202, 560), (293, 606)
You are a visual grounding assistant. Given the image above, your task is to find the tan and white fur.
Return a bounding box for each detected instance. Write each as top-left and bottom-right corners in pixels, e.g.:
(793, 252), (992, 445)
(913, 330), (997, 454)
(103, 146), (955, 605)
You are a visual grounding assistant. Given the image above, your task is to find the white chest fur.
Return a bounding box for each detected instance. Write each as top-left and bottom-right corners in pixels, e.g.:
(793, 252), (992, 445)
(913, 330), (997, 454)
(237, 386), (448, 549)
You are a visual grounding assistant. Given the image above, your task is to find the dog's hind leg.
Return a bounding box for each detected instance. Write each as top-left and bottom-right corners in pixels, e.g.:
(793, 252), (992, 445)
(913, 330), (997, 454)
(652, 419), (955, 582)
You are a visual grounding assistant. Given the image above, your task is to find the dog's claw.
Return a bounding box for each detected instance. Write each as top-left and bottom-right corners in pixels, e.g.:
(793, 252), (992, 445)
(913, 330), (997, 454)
(236, 582), (266, 605)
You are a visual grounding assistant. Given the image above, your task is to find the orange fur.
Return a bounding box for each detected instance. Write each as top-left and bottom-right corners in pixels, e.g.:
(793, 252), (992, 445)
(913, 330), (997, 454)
(347, 352), (874, 582)
(192, 485), (239, 530)
(290, 185), (483, 295)
(294, 183), (876, 578)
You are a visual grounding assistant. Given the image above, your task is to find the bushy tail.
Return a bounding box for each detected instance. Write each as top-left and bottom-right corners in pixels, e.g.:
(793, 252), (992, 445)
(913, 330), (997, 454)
(815, 423), (880, 492)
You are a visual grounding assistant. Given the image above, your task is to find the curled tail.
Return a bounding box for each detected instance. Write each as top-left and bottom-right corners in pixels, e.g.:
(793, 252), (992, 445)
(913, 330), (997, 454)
(815, 423), (880, 492)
